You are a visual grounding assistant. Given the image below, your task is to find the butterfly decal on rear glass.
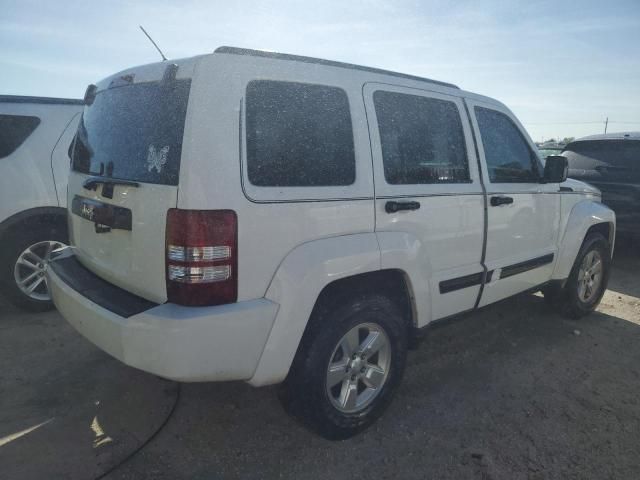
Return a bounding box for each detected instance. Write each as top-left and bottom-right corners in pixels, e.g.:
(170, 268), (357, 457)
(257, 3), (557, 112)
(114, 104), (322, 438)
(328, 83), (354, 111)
(146, 145), (170, 173)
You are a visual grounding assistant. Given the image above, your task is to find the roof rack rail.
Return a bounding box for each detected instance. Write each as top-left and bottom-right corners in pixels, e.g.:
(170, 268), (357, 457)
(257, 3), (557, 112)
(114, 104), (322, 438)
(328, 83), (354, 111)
(0, 95), (84, 106)
(214, 46), (459, 90)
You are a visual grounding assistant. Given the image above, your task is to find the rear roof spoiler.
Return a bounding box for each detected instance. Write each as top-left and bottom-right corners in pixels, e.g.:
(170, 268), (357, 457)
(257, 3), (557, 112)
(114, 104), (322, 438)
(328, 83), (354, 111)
(83, 84), (98, 105)
(84, 62), (180, 105)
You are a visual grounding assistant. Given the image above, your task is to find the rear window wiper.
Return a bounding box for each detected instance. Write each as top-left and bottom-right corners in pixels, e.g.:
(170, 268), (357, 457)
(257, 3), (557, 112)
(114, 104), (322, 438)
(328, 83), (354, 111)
(83, 176), (140, 199)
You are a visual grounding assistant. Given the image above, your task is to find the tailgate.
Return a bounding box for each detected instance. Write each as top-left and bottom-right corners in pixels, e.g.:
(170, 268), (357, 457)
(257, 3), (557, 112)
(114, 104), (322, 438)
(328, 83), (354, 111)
(68, 172), (177, 303)
(67, 66), (192, 303)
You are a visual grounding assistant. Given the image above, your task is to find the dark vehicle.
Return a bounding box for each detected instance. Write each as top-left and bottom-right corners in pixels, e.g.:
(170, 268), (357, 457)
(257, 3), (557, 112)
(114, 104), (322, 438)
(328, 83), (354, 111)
(537, 141), (565, 162)
(563, 132), (640, 236)
(538, 146), (563, 162)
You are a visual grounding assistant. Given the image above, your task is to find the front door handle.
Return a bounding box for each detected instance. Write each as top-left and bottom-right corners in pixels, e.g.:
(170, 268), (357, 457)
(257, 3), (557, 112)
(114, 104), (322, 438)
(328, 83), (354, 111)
(385, 200), (421, 213)
(490, 196), (514, 207)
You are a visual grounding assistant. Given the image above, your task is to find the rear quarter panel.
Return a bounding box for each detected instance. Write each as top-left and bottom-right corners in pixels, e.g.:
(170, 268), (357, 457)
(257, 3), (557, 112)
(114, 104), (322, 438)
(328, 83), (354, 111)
(177, 53), (376, 302)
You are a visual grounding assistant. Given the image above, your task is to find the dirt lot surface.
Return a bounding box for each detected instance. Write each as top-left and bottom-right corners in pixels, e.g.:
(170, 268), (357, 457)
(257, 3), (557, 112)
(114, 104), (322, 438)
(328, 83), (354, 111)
(1, 243), (639, 480)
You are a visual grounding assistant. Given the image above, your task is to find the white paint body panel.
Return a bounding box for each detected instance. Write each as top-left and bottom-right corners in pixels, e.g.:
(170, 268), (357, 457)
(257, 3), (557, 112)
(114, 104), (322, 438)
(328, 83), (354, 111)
(0, 100), (81, 225)
(51, 112), (82, 208)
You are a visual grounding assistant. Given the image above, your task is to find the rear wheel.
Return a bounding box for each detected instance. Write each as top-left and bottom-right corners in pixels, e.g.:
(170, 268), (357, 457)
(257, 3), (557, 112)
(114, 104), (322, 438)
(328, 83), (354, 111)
(0, 222), (68, 312)
(279, 294), (408, 440)
(545, 233), (611, 319)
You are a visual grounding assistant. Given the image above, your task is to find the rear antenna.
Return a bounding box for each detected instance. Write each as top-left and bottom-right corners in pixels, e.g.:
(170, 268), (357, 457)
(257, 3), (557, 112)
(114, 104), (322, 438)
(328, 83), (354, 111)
(139, 25), (167, 61)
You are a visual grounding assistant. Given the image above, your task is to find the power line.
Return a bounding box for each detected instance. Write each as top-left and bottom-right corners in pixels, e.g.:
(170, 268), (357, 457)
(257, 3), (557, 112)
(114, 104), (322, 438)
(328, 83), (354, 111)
(524, 120), (640, 126)
(525, 121), (640, 125)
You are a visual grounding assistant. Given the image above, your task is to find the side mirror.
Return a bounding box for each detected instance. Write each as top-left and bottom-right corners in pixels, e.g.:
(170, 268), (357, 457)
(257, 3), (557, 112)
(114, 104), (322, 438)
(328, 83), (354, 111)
(543, 155), (568, 183)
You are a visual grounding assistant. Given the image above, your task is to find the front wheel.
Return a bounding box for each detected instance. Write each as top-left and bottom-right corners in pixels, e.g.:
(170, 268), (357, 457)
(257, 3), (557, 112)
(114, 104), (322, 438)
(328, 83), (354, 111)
(547, 233), (611, 319)
(279, 294), (408, 440)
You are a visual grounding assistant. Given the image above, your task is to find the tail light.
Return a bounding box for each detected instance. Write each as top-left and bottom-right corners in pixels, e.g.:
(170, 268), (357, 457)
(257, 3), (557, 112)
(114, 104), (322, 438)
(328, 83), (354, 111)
(166, 209), (237, 306)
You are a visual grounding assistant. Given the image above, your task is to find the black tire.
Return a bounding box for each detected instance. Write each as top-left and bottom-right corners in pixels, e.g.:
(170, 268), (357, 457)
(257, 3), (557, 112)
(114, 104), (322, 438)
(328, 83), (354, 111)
(0, 219), (68, 312)
(548, 233), (611, 319)
(279, 294), (408, 440)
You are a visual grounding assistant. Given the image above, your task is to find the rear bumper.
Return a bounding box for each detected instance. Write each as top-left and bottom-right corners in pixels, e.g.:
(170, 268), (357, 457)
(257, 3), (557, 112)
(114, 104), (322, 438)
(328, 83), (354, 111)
(48, 255), (278, 382)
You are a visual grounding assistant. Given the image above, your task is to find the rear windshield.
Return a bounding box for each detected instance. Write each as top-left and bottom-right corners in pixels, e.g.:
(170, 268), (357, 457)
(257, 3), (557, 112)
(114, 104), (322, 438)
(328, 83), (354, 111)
(564, 140), (640, 183)
(71, 79), (191, 185)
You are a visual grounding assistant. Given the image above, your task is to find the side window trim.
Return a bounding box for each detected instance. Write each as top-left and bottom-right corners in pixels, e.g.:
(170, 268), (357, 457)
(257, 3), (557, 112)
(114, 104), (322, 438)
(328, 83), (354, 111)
(373, 89), (472, 186)
(362, 82), (483, 198)
(245, 79), (356, 188)
(240, 79), (374, 203)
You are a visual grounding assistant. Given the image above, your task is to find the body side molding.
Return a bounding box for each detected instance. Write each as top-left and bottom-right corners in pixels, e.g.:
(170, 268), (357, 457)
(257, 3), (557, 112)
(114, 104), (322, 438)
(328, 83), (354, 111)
(501, 253), (555, 279)
(440, 272), (484, 294)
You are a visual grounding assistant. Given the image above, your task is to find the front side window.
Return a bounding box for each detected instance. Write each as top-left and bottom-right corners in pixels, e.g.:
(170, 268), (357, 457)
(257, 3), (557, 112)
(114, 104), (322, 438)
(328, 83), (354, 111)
(0, 114), (41, 158)
(373, 91), (469, 184)
(245, 80), (355, 187)
(475, 107), (541, 183)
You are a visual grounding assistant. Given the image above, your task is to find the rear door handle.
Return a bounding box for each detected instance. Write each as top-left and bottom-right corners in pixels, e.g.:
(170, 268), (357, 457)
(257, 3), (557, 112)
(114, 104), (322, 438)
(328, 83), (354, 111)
(490, 196), (514, 207)
(385, 201), (421, 213)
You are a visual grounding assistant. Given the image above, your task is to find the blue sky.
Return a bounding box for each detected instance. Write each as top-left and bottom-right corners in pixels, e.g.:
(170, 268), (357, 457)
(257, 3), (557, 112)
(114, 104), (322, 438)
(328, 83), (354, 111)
(2, 0), (639, 140)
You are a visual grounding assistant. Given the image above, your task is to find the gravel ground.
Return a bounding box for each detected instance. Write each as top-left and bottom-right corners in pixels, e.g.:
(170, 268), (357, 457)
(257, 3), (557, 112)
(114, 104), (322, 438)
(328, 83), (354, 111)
(1, 242), (639, 480)
(0, 299), (177, 479)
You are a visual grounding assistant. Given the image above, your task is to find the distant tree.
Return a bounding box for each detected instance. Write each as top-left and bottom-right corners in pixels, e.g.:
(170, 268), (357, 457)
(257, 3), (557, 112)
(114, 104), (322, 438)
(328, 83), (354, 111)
(562, 137), (575, 144)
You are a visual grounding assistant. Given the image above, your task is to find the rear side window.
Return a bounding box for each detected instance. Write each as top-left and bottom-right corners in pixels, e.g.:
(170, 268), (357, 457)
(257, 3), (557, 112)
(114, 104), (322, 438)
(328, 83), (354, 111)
(246, 80), (355, 187)
(564, 140), (640, 184)
(0, 114), (41, 158)
(373, 91), (469, 184)
(71, 79), (191, 185)
(475, 107), (541, 183)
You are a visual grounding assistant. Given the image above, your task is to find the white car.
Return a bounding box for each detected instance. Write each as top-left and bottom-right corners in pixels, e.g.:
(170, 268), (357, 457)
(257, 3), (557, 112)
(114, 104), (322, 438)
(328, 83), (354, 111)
(48, 47), (615, 439)
(0, 95), (82, 311)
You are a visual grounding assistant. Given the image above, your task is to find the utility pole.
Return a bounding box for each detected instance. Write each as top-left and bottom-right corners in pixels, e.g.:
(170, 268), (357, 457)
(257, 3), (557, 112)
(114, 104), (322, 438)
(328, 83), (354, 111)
(604, 117), (608, 134)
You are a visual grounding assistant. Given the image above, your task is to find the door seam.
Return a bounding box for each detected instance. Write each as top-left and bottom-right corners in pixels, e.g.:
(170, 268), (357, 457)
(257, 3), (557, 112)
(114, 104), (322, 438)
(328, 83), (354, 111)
(361, 82), (378, 232)
(462, 98), (489, 309)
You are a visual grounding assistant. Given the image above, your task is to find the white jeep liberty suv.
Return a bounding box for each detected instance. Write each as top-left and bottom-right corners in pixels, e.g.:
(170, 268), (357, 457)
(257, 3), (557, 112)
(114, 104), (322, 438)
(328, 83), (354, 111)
(48, 47), (615, 439)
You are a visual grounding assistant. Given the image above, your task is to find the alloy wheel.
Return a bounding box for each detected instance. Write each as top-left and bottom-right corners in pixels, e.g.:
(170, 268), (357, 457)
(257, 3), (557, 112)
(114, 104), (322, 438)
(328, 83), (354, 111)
(325, 322), (391, 414)
(577, 249), (603, 303)
(13, 240), (66, 301)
